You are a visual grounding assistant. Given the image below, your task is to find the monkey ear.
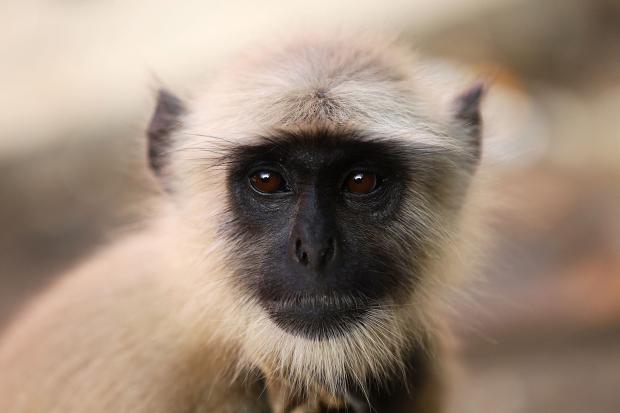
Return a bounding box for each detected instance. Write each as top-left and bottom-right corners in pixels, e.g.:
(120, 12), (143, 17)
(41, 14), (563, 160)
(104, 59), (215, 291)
(147, 89), (186, 177)
(452, 82), (486, 159)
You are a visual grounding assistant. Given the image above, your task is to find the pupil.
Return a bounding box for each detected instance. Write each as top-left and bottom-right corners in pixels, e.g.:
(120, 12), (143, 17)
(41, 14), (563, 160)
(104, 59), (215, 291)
(260, 172), (271, 182)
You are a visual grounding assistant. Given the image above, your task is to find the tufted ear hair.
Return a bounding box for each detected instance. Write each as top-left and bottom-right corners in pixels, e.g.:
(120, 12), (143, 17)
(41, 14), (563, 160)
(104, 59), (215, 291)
(146, 89), (186, 178)
(452, 82), (486, 160)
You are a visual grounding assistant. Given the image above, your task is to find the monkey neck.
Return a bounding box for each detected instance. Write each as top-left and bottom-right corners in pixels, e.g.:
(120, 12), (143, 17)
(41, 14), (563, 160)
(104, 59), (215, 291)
(261, 332), (447, 413)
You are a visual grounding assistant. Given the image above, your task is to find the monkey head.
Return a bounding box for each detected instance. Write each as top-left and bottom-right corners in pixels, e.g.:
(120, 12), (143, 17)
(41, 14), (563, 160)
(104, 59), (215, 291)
(146, 36), (483, 394)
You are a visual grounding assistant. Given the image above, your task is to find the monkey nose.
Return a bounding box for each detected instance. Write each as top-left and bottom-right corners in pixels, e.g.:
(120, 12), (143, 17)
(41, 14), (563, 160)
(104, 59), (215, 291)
(292, 236), (337, 271)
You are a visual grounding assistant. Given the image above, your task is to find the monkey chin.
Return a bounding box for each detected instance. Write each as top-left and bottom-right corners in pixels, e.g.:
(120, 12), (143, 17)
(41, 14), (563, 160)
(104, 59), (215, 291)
(263, 295), (371, 340)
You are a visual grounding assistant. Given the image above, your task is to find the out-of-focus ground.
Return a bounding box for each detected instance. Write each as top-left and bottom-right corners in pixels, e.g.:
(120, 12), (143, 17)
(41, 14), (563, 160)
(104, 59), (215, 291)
(1, 1), (619, 412)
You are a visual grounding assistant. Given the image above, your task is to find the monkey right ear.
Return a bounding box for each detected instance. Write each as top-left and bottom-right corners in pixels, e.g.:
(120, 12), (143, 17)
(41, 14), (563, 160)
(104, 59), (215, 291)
(452, 82), (486, 159)
(147, 89), (186, 177)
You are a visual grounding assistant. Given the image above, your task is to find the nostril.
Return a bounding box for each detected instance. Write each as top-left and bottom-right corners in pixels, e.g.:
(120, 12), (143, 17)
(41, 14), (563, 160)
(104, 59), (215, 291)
(300, 252), (309, 265)
(326, 238), (334, 255)
(319, 237), (335, 266)
(295, 239), (309, 265)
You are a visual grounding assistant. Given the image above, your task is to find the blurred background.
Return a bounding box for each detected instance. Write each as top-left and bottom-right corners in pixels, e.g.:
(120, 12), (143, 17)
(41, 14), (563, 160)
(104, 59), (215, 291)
(1, 0), (619, 412)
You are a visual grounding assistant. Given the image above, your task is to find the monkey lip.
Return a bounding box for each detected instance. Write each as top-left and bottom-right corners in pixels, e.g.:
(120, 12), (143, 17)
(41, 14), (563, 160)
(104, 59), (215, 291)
(263, 295), (371, 340)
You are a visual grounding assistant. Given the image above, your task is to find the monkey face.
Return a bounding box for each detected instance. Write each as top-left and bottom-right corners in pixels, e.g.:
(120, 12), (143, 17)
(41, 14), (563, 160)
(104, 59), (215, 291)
(141, 40), (484, 396)
(223, 129), (466, 340)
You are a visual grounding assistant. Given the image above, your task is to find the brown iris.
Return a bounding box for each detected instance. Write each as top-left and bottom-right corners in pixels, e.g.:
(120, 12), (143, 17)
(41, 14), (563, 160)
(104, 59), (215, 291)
(249, 170), (284, 193)
(344, 171), (378, 194)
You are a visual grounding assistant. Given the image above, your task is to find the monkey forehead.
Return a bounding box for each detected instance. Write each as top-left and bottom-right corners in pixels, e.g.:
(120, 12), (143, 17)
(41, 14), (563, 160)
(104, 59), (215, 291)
(182, 36), (456, 148)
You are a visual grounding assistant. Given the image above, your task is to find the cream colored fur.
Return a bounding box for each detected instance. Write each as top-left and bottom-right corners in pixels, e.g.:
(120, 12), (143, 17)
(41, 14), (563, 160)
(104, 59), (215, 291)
(0, 34), (481, 412)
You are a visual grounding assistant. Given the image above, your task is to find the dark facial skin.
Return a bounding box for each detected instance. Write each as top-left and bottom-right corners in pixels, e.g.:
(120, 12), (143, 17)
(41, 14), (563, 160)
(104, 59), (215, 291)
(224, 130), (460, 340)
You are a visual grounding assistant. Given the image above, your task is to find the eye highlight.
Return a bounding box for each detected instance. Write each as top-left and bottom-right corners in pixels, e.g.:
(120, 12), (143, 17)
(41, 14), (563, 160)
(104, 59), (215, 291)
(249, 170), (286, 194)
(344, 171), (379, 194)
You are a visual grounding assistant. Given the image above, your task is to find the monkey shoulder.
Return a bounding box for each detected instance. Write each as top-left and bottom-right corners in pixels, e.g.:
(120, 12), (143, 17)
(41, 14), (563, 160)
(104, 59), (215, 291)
(0, 224), (228, 413)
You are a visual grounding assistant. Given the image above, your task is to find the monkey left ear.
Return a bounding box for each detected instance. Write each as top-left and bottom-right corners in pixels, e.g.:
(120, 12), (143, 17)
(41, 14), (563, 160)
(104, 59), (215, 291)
(147, 89), (186, 177)
(452, 82), (486, 158)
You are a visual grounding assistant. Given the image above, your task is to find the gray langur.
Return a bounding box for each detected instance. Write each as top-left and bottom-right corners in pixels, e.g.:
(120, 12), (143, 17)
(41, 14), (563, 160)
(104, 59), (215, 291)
(0, 34), (485, 413)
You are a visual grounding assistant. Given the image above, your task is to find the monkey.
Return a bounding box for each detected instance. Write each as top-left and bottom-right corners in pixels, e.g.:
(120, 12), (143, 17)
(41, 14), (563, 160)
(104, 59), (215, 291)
(0, 34), (484, 413)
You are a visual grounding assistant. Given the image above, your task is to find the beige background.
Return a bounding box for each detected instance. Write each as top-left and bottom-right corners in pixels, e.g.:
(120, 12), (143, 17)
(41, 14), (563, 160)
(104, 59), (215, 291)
(1, 1), (619, 412)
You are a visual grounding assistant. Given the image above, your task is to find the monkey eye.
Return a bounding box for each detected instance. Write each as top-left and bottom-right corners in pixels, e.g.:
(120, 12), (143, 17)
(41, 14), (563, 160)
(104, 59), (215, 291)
(343, 171), (379, 194)
(249, 170), (287, 194)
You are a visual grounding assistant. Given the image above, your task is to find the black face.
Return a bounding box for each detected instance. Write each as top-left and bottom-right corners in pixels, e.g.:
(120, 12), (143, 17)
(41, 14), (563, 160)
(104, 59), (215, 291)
(223, 130), (460, 340)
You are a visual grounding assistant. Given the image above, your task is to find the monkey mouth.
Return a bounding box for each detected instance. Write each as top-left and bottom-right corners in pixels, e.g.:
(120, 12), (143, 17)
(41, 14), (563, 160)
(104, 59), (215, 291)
(263, 295), (370, 340)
